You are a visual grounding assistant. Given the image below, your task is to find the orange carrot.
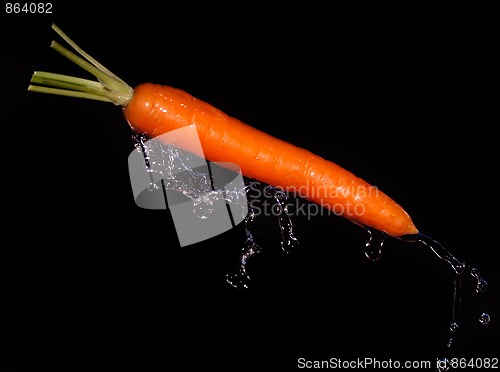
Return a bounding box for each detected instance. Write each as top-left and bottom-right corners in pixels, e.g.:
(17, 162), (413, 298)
(28, 24), (418, 238)
(124, 83), (418, 237)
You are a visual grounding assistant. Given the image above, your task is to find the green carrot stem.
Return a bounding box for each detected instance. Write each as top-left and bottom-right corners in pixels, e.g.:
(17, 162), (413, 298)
(28, 24), (134, 107)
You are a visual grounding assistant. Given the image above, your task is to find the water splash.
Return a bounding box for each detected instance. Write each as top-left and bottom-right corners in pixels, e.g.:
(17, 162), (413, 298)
(396, 233), (490, 353)
(355, 227), (490, 354)
(132, 132), (490, 356)
(192, 194), (215, 219)
(133, 133), (300, 288)
(132, 133), (211, 197)
(132, 133), (247, 220)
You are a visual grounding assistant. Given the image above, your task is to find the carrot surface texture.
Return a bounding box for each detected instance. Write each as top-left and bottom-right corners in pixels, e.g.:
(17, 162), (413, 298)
(28, 24), (419, 238)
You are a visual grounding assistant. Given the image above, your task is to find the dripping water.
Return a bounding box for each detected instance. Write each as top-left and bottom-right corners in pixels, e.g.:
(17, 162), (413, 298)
(357, 227), (490, 358)
(471, 267), (488, 294)
(226, 183), (300, 289)
(225, 206), (262, 290)
(363, 227), (386, 261)
(408, 233), (490, 351)
(132, 134), (300, 289)
(132, 133), (490, 355)
(264, 186), (299, 254)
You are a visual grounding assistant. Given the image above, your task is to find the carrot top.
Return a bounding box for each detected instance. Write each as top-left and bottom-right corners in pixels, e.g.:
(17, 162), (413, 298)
(28, 24), (134, 106)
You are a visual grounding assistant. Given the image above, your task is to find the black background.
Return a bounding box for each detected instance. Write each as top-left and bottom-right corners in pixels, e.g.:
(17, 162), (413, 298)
(1, 3), (499, 371)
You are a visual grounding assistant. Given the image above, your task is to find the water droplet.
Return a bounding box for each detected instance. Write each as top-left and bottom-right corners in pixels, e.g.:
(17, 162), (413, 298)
(365, 244), (381, 261)
(450, 322), (459, 332)
(362, 227), (385, 261)
(453, 262), (466, 275)
(476, 279), (488, 294)
(193, 193), (215, 219)
(437, 357), (450, 372)
(226, 205), (263, 289)
(479, 313), (490, 325)
(265, 186), (299, 254)
(226, 267), (251, 290)
(470, 267), (488, 294)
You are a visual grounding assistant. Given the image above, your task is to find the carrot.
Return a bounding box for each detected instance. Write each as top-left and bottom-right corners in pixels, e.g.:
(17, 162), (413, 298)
(28, 24), (418, 238)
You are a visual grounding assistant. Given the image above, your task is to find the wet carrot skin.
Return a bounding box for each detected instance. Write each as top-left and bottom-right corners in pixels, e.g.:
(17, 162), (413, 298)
(124, 82), (418, 237)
